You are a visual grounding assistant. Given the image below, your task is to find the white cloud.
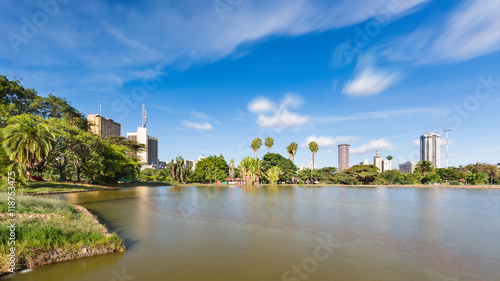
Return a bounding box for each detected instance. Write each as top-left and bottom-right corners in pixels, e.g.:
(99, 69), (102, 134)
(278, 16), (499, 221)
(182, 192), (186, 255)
(351, 138), (395, 155)
(248, 97), (275, 114)
(315, 107), (438, 123)
(383, 0), (500, 64)
(302, 135), (358, 148)
(182, 121), (213, 130)
(249, 94), (309, 132)
(343, 56), (402, 96)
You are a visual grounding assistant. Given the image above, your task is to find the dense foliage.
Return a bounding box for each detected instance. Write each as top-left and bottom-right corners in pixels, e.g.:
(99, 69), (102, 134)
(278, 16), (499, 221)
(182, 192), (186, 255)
(0, 76), (140, 185)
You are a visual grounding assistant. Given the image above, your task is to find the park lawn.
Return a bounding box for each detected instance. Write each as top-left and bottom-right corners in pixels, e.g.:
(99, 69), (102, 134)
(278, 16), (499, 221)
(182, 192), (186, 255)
(0, 194), (125, 275)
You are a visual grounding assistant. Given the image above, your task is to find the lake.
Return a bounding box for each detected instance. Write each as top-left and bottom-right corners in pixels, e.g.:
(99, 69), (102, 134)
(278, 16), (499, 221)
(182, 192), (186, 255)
(6, 185), (500, 281)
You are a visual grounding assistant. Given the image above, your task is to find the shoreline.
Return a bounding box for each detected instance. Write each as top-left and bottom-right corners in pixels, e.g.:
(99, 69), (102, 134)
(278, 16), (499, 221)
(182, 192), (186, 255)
(0, 203), (125, 276)
(8, 181), (499, 197)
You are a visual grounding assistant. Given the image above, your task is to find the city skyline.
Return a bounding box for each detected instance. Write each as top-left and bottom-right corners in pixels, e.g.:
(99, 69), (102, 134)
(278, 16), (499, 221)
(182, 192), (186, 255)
(1, 0), (499, 167)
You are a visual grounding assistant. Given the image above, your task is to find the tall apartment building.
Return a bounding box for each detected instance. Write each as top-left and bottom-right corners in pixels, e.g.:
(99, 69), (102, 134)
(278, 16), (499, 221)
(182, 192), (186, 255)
(373, 150), (383, 172)
(399, 161), (417, 173)
(87, 114), (121, 139)
(420, 132), (441, 168)
(338, 144), (350, 172)
(127, 105), (159, 169)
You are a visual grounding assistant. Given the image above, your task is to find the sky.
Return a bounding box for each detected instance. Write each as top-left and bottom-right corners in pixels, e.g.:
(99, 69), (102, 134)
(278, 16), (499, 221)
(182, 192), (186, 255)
(1, 0), (499, 168)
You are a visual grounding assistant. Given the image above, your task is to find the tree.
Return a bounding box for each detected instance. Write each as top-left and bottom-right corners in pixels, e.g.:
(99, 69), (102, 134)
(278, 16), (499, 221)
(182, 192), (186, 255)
(229, 159), (235, 180)
(265, 137), (274, 153)
(2, 114), (55, 178)
(287, 142), (298, 163)
(265, 166), (283, 185)
(239, 157), (262, 185)
(261, 153), (298, 183)
(341, 165), (379, 185)
(251, 138), (262, 160)
(415, 161), (434, 175)
(176, 156), (185, 182)
(193, 155), (229, 183)
(298, 168), (320, 183)
(308, 141), (319, 170)
(382, 169), (401, 184)
(317, 167), (337, 183)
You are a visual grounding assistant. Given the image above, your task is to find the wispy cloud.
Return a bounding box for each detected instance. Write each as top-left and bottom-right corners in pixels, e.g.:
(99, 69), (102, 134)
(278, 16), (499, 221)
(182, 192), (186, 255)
(343, 55), (402, 96)
(315, 107), (438, 124)
(351, 138), (395, 155)
(182, 120), (213, 131)
(383, 0), (500, 65)
(301, 135), (358, 148)
(248, 94), (309, 132)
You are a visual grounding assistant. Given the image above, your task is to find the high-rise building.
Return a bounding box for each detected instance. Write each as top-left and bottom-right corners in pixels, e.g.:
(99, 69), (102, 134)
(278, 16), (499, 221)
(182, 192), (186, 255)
(87, 114), (121, 139)
(338, 144), (350, 172)
(127, 105), (159, 169)
(373, 150), (383, 172)
(420, 132), (441, 168)
(399, 161), (417, 173)
(382, 160), (391, 172)
(359, 159), (369, 165)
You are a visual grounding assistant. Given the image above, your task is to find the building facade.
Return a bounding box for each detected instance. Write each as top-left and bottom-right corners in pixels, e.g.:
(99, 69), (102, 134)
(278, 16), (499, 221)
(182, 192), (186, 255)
(338, 144), (350, 172)
(127, 128), (158, 168)
(87, 114), (121, 139)
(373, 150), (383, 172)
(399, 161), (417, 173)
(420, 132), (441, 168)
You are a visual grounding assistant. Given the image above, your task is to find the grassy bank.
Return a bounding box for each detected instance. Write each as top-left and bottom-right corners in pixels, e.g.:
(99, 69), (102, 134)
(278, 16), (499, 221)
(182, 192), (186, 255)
(0, 194), (125, 275)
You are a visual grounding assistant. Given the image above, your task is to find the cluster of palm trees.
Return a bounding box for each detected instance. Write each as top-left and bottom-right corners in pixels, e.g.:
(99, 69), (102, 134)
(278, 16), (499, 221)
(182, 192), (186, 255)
(242, 137), (320, 184)
(250, 137), (318, 166)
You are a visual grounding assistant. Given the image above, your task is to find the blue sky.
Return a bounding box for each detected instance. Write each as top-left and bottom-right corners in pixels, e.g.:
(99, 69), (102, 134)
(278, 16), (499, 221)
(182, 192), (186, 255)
(1, 0), (499, 168)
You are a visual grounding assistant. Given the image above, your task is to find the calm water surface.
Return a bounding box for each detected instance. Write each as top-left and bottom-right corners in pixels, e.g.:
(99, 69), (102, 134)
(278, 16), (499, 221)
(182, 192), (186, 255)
(5, 186), (500, 281)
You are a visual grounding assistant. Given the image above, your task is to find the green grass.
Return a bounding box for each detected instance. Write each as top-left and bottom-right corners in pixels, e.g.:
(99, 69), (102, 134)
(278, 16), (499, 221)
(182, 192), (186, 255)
(0, 194), (125, 274)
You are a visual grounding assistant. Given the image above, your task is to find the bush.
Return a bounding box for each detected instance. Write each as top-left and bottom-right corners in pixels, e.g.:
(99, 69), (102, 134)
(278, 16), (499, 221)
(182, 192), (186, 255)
(298, 181), (304, 184)
(449, 180), (460, 185)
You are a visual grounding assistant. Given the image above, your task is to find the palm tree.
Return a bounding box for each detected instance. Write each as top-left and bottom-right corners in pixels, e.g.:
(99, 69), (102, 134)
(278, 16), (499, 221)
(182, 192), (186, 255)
(176, 156), (184, 182)
(416, 160), (433, 175)
(265, 137), (274, 153)
(251, 138), (262, 160)
(286, 142), (298, 163)
(2, 115), (55, 178)
(229, 159), (235, 180)
(265, 166), (283, 185)
(309, 141), (319, 170)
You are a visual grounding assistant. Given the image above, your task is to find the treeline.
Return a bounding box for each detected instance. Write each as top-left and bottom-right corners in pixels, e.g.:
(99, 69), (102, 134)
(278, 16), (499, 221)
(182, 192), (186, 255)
(0, 76), (141, 185)
(140, 135), (499, 186)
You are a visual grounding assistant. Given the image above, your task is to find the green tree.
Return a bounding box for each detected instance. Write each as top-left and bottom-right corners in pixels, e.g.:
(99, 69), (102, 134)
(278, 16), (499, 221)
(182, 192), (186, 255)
(308, 141), (319, 170)
(251, 138), (262, 160)
(193, 155), (229, 183)
(265, 137), (274, 153)
(343, 165), (379, 185)
(415, 161), (434, 175)
(176, 156), (185, 182)
(298, 168), (320, 183)
(261, 153), (298, 183)
(286, 142), (298, 163)
(382, 169), (401, 184)
(317, 167), (337, 183)
(265, 166), (283, 185)
(2, 114), (55, 178)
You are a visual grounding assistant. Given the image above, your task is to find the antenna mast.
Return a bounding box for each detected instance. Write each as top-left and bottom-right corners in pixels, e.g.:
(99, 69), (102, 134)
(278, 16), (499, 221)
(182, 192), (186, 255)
(142, 104), (147, 128)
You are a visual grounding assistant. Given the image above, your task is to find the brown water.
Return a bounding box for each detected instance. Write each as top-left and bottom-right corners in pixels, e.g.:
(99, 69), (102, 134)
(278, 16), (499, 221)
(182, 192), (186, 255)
(4, 186), (500, 281)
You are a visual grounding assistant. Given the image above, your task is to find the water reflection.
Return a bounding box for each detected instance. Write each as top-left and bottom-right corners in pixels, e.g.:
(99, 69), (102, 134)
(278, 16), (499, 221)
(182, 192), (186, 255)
(5, 186), (500, 281)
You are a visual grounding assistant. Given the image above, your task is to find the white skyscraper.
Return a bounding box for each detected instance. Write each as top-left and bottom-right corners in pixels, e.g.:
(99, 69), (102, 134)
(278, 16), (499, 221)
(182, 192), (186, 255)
(127, 105), (158, 169)
(420, 132), (441, 168)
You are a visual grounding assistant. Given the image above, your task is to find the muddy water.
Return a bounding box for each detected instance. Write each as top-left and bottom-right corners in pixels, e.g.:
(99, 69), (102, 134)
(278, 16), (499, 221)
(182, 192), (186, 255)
(6, 186), (500, 281)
